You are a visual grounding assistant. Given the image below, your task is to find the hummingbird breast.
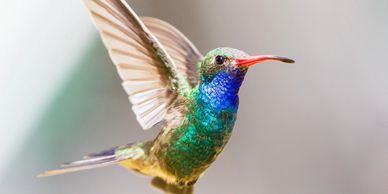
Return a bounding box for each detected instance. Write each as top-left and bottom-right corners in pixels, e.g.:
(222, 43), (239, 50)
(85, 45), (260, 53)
(152, 72), (242, 185)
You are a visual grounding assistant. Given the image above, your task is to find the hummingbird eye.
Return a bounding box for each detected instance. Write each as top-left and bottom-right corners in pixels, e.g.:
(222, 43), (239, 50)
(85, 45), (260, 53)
(214, 55), (226, 65)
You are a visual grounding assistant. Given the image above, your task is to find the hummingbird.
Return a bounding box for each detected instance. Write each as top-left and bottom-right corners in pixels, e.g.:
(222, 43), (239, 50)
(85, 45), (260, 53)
(39, 0), (294, 187)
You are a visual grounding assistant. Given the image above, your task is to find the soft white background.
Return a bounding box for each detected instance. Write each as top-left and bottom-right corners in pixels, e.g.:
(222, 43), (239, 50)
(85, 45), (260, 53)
(1, 0), (388, 194)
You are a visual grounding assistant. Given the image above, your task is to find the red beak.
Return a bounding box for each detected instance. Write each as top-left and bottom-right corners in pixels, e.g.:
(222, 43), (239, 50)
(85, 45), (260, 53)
(235, 55), (294, 67)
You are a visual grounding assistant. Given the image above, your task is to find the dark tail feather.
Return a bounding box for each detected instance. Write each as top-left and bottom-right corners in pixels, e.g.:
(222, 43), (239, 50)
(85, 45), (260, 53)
(38, 143), (140, 177)
(83, 147), (118, 159)
(83, 143), (134, 159)
(38, 152), (117, 177)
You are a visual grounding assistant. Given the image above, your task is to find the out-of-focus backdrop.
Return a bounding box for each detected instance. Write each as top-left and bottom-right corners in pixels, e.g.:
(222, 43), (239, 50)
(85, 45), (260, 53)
(1, 0), (388, 194)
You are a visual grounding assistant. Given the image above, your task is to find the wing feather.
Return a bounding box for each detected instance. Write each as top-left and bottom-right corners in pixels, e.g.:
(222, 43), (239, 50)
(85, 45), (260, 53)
(141, 17), (203, 87)
(83, 0), (202, 130)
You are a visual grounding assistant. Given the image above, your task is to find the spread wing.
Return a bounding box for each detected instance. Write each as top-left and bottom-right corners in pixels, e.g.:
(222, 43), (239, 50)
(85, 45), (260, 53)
(83, 0), (202, 129)
(141, 17), (203, 87)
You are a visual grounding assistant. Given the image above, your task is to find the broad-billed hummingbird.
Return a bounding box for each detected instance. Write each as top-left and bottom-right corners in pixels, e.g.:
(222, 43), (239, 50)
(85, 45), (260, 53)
(39, 0), (294, 187)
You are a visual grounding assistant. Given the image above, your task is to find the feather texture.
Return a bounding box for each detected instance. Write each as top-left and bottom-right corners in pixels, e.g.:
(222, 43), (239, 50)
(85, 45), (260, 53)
(37, 155), (117, 177)
(83, 0), (200, 129)
(141, 17), (203, 87)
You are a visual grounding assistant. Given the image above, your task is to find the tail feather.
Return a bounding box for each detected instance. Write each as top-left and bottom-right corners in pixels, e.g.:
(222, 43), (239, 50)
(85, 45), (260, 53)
(38, 150), (118, 177)
(38, 158), (117, 177)
(83, 143), (133, 159)
(61, 155), (116, 167)
(83, 146), (119, 159)
(38, 142), (147, 177)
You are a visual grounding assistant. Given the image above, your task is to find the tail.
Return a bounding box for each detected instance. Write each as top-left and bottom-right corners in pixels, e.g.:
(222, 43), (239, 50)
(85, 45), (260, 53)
(37, 145), (127, 177)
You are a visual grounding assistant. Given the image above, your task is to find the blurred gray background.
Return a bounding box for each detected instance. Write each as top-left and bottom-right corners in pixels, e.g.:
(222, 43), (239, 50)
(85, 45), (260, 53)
(1, 0), (388, 194)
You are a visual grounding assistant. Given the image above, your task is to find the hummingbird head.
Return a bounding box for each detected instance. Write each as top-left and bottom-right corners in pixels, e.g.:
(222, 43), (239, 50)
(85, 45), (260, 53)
(199, 47), (294, 83)
(194, 48), (294, 132)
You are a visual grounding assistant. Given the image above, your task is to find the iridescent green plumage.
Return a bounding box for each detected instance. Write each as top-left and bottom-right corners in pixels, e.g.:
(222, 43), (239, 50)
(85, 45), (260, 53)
(117, 48), (249, 185)
(39, 0), (294, 189)
(154, 48), (247, 182)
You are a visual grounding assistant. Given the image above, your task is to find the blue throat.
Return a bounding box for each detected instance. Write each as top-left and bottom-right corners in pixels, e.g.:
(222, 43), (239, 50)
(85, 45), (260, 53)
(193, 71), (246, 132)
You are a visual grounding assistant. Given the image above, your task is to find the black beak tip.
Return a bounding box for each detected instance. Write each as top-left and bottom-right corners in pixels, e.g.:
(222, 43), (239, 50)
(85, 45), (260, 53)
(281, 58), (295, 63)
